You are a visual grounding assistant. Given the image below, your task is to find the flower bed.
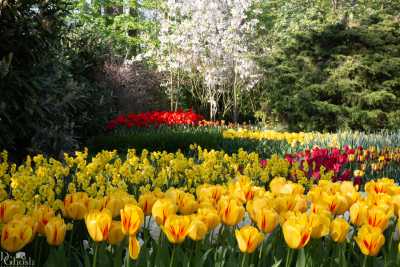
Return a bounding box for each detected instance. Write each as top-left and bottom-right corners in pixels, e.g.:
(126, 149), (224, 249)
(1, 147), (400, 266)
(106, 109), (205, 130)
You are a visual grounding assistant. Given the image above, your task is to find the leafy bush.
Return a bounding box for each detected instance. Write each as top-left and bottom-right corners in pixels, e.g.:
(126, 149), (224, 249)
(257, 2), (400, 132)
(0, 0), (116, 158)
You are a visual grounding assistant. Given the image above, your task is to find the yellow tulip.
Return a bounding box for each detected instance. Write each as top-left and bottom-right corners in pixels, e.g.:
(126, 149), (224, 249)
(1, 221), (32, 252)
(308, 213), (330, 239)
(197, 184), (225, 205)
(64, 192), (89, 220)
(365, 179), (395, 195)
(32, 205), (55, 234)
(107, 221), (125, 245)
(188, 218), (208, 241)
(44, 216), (67, 246)
(88, 197), (103, 211)
(391, 194), (400, 217)
(9, 215), (38, 242)
(197, 208), (220, 230)
(85, 209), (112, 242)
(354, 225), (385, 256)
(129, 235), (141, 260)
(270, 177), (304, 196)
(275, 195), (307, 215)
(350, 201), (368, 226)
(269, 177), (287, 195)
(330, 218), (349, 243)
(235, 225), (264, 253)
(0, 200), (25, 223)
(138, 192), (157, 216)
(255, 208), (279, 234)
(121, 204), (144, 235)
(178, 193), (198, 215)
(161, 215), (191, 244)
(246, 196), (273, 221)
(218, 197), (245, 226)
(152, 198), (178, 225)
(339, 181), (359, 206)
(282, 213), (311, 249)
(102, 194), (126, 218)
(366, 206), (389, 231)
(321, 193), (349, 215)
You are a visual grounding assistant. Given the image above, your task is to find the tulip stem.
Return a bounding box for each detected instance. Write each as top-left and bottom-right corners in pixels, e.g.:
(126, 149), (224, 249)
(362, 255), (368, 267)
(126, 249), (131, 267)
(258, 241), (264, 265)
(68, 222), (75, 256)
(285, 249), (293, 267)
(170, 246), (176, 267)
(93, 242), (99, 267)
(241, 253), (247, 267)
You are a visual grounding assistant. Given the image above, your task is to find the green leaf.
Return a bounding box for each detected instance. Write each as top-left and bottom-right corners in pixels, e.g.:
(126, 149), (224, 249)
(271, 259), (282, 267)
(295, 248), (306, 267)
(43, 246), (68, 267)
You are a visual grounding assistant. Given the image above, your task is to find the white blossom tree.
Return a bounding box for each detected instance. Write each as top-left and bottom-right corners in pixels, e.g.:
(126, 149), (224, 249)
(156, 0), (261, 121)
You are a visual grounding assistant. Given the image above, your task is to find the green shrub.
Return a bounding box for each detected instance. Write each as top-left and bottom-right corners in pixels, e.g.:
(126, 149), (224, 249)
(257, 3), (400, 132)
(0, 0), (116, 158)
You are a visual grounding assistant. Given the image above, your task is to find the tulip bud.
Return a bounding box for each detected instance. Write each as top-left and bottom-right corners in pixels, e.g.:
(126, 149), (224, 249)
(152, 198), (177, 226)
(107, 221), (125, 245)
(218, 197), (245, 226)
(161, 215), (191, 244)
(32, 205), (55, 234)
(188, 218), (208, 241)
(330, 218), (349, 243)
(64, 192), (89, 220)
(85, 209), (112, 242)
(197, 208), (220, 230)
(138, 193), (157, 216)
(235, 225), (264, 253)
(0, 200), (25, 223)
(44, 216), (67, 246)
(1, 221), (32, 252)
(282, 213), (311, 249)
(255, 208), (279, 234)
(121, 204), (144, 235)
(354, 225), (385, 256)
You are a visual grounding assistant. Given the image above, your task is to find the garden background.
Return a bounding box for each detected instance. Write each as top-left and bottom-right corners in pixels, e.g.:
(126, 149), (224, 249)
(1, 1), (400, 267)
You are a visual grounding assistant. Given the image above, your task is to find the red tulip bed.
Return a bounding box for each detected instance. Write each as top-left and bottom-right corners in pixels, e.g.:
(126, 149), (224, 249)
(106, 109), (205, 130)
